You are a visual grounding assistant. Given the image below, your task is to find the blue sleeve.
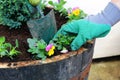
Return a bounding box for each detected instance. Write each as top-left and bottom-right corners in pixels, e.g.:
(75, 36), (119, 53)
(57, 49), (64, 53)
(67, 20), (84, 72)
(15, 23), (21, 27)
(85, 2), (120, 26)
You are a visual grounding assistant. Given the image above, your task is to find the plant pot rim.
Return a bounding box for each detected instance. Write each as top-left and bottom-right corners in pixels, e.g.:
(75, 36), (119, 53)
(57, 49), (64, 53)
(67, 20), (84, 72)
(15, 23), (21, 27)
(0, 47), (87, 68)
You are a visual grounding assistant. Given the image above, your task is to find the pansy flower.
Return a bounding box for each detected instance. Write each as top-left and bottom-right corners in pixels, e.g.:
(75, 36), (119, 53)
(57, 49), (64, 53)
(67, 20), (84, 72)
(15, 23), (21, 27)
(72, 7), (80, 16)
(46, 44), (55, 56)
(67, 7), (81, 18)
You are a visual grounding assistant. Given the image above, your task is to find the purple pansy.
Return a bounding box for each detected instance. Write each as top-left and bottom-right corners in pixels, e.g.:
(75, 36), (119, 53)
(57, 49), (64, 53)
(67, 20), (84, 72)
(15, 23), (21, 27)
(72, 7), (79, 11)
(45, 44), (53, 51)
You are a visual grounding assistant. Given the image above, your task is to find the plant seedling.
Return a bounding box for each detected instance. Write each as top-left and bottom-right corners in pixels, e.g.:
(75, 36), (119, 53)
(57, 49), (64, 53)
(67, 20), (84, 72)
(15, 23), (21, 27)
(0, 36), (20, 59)
(27, 38), (47, 60)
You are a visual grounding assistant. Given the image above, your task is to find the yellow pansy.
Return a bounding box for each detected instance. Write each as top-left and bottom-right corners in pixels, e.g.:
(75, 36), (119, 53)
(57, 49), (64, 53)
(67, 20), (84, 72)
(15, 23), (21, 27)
(48, 46), (55, 56)
(72, 8), (80, 16)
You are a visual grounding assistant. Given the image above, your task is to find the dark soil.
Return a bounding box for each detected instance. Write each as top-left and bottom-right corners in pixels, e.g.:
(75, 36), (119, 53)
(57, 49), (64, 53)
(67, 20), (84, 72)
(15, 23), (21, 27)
(0, 8), (68, 62)
(0, 24), (34, 62)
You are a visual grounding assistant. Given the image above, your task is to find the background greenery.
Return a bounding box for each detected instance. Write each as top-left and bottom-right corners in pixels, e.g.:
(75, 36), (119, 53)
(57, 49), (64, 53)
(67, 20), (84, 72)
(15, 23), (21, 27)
(0, 0), (32, 29)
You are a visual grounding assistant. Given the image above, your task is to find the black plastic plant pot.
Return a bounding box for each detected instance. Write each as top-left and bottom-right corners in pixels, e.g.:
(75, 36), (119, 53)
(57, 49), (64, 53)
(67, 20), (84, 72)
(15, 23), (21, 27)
(27, 9), (57, 43)
(0, 41), (95, 80)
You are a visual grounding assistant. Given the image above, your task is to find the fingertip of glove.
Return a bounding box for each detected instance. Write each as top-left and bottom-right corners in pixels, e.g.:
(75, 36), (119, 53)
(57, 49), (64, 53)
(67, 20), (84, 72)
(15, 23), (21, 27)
(71, 46), (77, 51)
(71, 44), (78, 51)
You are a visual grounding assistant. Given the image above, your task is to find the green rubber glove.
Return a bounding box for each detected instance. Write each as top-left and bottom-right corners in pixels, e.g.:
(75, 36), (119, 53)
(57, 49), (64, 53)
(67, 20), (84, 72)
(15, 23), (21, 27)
(54, 19), (111, 50)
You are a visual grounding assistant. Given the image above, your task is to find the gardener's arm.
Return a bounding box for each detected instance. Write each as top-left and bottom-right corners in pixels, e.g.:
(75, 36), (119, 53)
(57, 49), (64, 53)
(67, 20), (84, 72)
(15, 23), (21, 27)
(85, 0), (120, 26)
(53, 0), (120, 51)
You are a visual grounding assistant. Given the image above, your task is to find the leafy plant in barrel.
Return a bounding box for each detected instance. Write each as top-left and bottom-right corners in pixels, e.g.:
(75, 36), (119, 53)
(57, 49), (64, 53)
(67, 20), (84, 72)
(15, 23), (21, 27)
(27, 38), (47, 60)
(0, 36), (20, 59)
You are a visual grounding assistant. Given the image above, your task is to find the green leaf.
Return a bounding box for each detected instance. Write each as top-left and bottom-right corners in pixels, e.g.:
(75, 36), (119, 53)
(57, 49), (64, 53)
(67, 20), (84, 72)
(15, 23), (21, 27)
(48, 1), (54, 6)
(57, 45), (62, 50)
(27, 38), (37, 48)
(36, 51), (46, 60)
(9, 47), (20, 57)
(0, 51), (8, 57)
(15, 39), (19, 48)
(28, 47), (38, 54)
(37, 39), (47, 49)
(4, 43), (12, 48)
(37, 41), (46, 49)
(0, 36), (5, 44)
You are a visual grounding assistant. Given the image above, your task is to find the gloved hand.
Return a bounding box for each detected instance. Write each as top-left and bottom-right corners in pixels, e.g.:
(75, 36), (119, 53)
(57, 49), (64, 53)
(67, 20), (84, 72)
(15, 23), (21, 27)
(54, 19), (111, 50)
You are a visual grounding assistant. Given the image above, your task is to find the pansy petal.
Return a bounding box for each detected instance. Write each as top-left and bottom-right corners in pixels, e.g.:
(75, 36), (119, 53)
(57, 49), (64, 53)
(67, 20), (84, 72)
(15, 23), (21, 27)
(46, 44), (53, 51)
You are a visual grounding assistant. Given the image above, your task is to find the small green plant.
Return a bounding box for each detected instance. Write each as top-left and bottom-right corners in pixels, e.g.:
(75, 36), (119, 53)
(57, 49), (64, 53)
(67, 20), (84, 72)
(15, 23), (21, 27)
(48, 0), (67, 16)
(9, 39), (20, 59)
(51, 34), (76, 51)
(27, 38), (48, 60)
(0, 36), (20, 59)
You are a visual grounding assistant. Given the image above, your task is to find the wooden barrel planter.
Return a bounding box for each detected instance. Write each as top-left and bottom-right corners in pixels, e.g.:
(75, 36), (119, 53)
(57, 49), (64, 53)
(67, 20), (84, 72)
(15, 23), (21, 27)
(0, 1), (95, 80)
(0, 41), (95, 80)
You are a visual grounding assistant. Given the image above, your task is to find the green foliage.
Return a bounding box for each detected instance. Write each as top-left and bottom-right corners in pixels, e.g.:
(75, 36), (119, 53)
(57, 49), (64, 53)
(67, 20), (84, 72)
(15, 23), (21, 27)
(52, 34), (76, 51)
(48, 0), (67, 16)
(0, 36), (20, 59)
(27, 38), (47, 60)
(0, 0), (31, 29)
(0, 0), (48, 29)
(48, 0), (87, 21)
